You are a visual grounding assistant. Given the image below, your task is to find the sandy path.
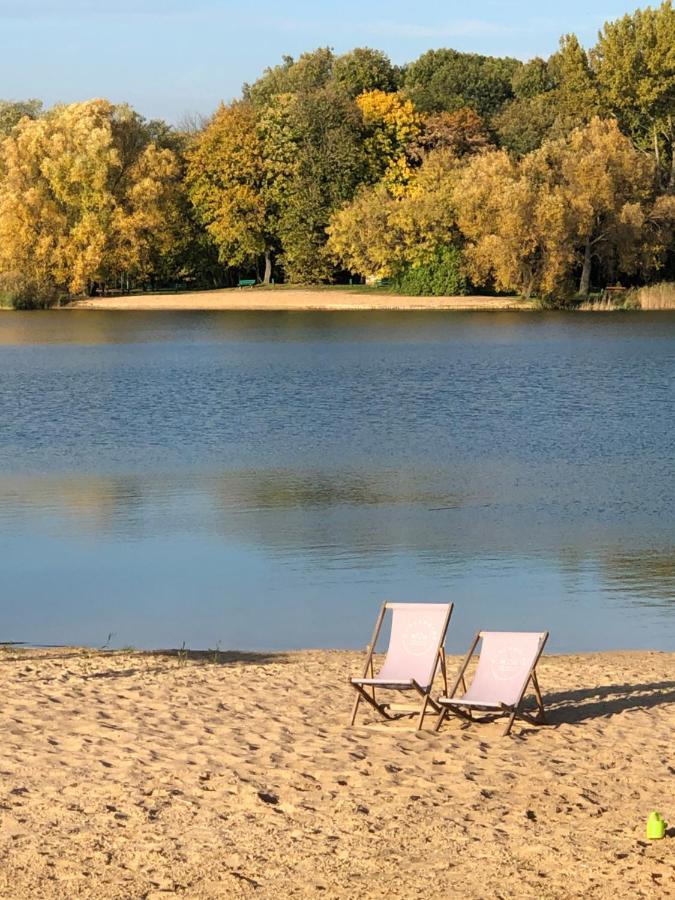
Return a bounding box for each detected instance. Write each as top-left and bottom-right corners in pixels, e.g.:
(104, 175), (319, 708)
(1, 648), (674, 898)
(67, 289), (532, 312)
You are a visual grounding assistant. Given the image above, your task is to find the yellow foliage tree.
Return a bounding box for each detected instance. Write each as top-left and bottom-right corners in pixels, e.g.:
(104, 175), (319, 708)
(327, 149), (460, 278)
(186, 101), (275, 282)
(0, 99), (182, 305)
(356, 90), (420, 197)
(454, 149), (573, 299)
(455, 118), (674, 298)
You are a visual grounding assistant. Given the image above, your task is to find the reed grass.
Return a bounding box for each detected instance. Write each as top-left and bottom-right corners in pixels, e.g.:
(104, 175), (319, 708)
(636, 282), (675, 309)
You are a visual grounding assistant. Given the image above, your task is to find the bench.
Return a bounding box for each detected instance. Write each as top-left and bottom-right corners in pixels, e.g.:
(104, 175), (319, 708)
(238, 278), (256, 288)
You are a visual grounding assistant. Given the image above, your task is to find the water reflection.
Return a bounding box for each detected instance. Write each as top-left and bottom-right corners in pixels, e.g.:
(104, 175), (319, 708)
(1, 468), (673, 650)
(1, 311), (673, 650)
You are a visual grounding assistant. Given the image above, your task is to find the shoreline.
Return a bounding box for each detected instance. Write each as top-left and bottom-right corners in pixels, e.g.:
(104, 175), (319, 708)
(65, 287), (534, 311)
(2, 646), (674, 898)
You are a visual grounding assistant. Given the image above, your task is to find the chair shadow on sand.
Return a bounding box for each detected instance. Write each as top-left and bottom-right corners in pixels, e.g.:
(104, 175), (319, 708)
(542, 680), (675, 725)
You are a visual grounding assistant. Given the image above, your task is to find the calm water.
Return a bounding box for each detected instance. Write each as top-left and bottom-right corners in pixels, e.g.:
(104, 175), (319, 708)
(1, 310), (674, 653)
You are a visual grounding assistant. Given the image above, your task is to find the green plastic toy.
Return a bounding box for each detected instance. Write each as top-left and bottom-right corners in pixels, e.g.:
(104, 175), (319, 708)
(646, 811), (667, 840)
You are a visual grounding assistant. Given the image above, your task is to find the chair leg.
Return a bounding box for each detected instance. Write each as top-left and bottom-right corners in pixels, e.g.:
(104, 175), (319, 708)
(416, 694), (430, 731)
(531, 671), (547, 723)
(434, 707), (448, 732)
(503, 707), (518, 736)
(349, 690), (362, 726)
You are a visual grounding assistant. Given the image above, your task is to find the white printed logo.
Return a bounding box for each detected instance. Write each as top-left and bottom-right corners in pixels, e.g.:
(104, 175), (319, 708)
(403, 618), (436, 656)
(490, 646), (526, 682)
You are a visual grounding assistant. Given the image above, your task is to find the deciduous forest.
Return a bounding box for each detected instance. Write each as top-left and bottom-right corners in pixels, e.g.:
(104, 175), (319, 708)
(1, 1), (674, 307)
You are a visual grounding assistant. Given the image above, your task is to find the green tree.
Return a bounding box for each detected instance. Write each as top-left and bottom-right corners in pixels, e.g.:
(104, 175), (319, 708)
(512, 58), (554, 99)
(333, 48), (400, 97)
(259, 86), (367, 282)
(495, 36), (600, 155)
(593, 1), (675, 185)
(493, 93), (557, 156)
(393, 246), (468, 296)
(403, 49), (520, 118)
(243, 48), (335, 107)
(283, 88), (366, 282)
(548, 35), (602, 135)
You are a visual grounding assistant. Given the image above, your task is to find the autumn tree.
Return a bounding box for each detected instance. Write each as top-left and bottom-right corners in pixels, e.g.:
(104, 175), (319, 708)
(327, 148), (461, 279)
(0, 100), (183, 306)
(356, 90), (420, 195)
(0, 99), (43, 137)
(454, 149), (573, 299)
(455, 118), (674, 299)
(555, 118), (672, 292)
(411, 108), (493, 160)
(186, 101), (275, 282)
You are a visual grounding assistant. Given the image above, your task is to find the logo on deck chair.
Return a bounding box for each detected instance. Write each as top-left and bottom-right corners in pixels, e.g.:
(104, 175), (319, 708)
(490, 646), (527, 682)
(403, 618), (436, 656)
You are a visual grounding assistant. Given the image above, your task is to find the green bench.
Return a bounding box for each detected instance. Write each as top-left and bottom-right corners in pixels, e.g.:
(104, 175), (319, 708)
(238, 278), (256, 288)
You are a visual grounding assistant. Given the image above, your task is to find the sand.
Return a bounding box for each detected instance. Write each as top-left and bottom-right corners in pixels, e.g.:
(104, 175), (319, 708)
(66, 289), (532, 312)
(1, 647), (674, 899)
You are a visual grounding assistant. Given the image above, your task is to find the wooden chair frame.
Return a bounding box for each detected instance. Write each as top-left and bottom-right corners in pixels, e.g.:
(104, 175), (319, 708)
(349, 602), (453, 731)
(434, 630), (549, 737)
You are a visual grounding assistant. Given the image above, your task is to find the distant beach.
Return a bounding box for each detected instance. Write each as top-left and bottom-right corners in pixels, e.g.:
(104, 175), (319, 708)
(1, 646), (673, 899)
(66, 288), (533, 312)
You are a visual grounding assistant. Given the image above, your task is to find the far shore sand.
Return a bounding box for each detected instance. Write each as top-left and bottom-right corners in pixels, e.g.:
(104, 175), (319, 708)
(66, 288), (534, 312)
(1, 647), (674, 898)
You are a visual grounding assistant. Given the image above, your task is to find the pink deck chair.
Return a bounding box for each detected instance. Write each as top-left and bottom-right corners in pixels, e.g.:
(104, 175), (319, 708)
(349, 602), (453, 730)
(435, 631), (548, 736)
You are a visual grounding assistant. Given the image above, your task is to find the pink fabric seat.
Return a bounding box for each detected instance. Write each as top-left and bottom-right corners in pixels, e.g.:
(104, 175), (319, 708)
(351, 603), (452, 691)
(350, 602), (453, 730)
(436, 631), (549, 736)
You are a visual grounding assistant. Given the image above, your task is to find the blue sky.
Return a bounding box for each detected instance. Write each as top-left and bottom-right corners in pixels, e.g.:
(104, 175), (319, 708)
(2, 0), (643, 123)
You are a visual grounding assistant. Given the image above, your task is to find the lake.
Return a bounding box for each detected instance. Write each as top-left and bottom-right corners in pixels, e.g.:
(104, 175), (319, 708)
(1, 310), (673, 653)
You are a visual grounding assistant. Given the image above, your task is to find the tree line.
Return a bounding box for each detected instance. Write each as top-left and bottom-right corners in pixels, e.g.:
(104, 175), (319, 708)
(1, 1), (674, 307)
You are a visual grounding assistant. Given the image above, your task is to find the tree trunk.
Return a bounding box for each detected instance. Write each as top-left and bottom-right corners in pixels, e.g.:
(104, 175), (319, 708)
(263, 250), (272, 285)
(579, 236), (592, 295)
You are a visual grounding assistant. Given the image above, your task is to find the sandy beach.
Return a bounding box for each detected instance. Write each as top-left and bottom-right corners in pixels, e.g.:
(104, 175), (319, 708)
(66, 289), (532, 312)
(1, 647), (674, 898)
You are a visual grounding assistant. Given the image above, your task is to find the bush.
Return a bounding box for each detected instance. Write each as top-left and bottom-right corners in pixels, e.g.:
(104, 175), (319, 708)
(392, 246), (468, 296)
(1, 276), (62, 309)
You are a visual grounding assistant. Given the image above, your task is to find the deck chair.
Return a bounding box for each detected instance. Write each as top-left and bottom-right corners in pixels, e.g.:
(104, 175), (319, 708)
(349, 602), (453, 730)
(435, 631), (548, 737)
